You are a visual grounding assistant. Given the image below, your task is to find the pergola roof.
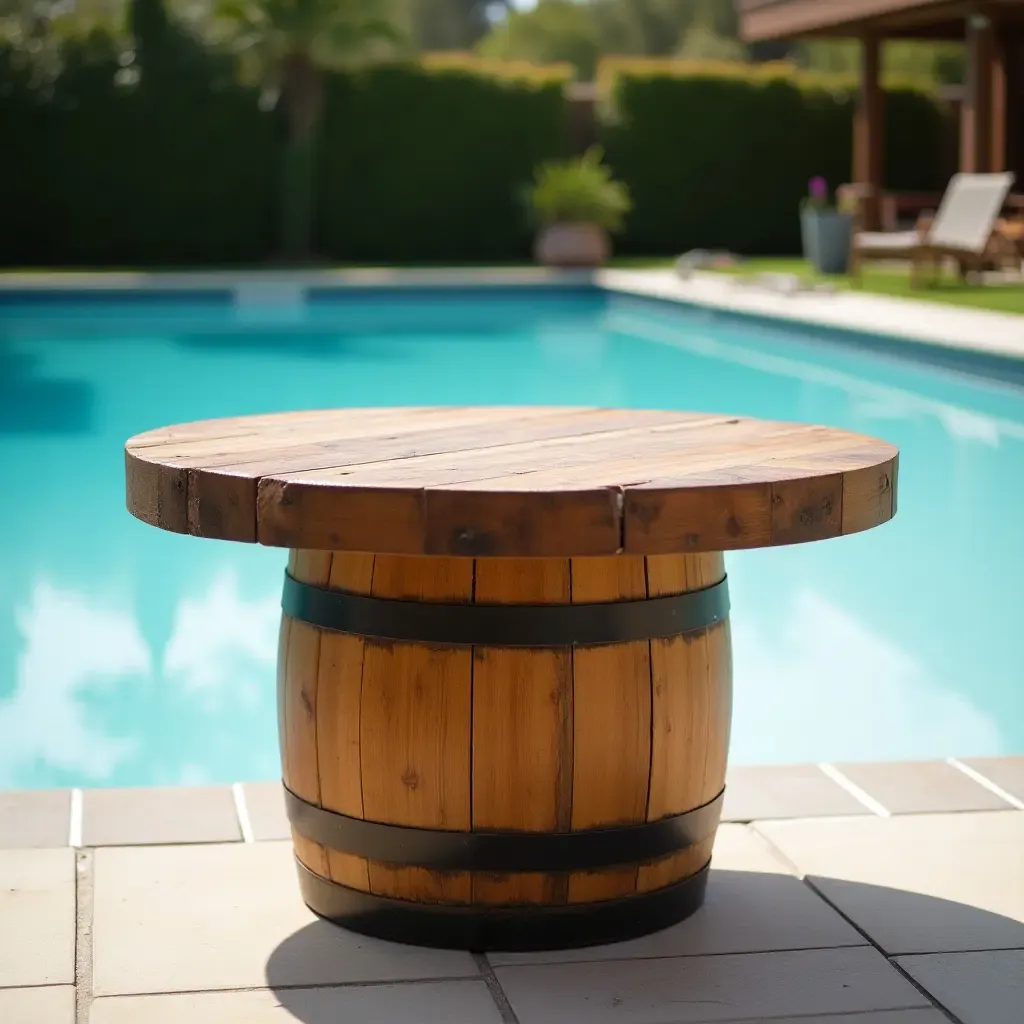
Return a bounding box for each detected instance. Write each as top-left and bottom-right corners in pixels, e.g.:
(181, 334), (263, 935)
(738, 0), (1024, 42)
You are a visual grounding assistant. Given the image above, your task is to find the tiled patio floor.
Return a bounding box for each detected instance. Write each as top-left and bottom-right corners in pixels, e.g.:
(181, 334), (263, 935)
(2, 759), (1022, 1023)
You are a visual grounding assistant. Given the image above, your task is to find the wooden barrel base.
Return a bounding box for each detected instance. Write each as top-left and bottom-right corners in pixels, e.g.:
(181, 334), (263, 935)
(279, 549), (733, 951)
(296, 857), (711, 952)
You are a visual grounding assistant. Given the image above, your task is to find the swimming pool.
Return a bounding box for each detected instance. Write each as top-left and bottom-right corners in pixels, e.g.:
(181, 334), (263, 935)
(1, 285), (1022, 790)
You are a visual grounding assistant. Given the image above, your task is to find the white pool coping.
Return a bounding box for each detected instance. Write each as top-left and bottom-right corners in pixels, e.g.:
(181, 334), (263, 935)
(1, 266), (1021, 367)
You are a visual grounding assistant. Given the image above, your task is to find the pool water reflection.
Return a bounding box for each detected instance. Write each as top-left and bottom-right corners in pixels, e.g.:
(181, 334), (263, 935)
(0, 288), (1020, 788)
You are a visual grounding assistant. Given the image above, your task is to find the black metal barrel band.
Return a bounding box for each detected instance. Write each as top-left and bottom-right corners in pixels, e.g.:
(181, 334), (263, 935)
(296, 859), (712, 951)
(281, 571), (729, 648)
(284, 786), (724, 874)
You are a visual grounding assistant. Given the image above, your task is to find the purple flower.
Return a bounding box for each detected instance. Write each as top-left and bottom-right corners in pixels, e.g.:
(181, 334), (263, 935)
(809, 176), (828, 200)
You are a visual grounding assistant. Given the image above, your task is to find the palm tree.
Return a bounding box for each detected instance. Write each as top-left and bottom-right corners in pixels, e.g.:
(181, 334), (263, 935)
(213, 0), (406, 259)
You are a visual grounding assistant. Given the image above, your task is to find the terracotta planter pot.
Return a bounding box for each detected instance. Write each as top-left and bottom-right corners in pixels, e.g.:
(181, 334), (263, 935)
(534, 222), (611, 268)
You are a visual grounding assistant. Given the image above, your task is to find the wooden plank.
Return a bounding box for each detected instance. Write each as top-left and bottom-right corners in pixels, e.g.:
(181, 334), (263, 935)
(568, 556), (651, 903)
(425, 489), (622, 557)
(283, 618), (329, 877)
(259, 482), (427, 553)
(841, 456), (897, 536)
(638, 555), (726, 894)
(283, 551), (333, 877)
(317, 552), (375, 891)
(471, 558), (572, 905)
(127, 407), (899, 556)
(770, 474), (843, 546)
(625, 481), (773, 553)
(187, 467), (255, 541)
(137, 407), (667, 468)
(702, 619), (733, 809)
(359, 556), (474, 901)
(124, 452), (187, 534)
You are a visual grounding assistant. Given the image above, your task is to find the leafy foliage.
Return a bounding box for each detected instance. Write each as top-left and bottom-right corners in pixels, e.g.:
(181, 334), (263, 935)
(478, 0), (600, 81)
(317, 64), (567, 260)
(600, 68), (950, 256)
(527, 146), (632, 232)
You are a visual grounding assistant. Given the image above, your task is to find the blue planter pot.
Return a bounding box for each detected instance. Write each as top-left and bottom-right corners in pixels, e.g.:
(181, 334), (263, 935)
(800, 208), (852, 275)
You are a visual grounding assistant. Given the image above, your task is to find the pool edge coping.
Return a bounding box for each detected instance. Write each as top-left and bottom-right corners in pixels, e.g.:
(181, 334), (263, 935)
(2, 266), (1021, 377)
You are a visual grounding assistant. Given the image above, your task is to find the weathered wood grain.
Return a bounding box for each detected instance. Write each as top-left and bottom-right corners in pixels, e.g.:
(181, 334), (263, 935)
(126, 408), (898, 554)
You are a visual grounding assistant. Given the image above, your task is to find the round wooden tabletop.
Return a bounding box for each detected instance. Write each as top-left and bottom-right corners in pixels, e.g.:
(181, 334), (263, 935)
(125, 407), (898, 556)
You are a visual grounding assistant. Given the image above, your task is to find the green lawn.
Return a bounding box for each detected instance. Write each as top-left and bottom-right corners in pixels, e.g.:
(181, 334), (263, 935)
(621, 256), (1024, 316)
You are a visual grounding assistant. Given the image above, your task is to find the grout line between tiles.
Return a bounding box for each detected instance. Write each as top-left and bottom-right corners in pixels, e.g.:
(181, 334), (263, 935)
(90, 976), (494, 999)
(887, 958), (966, 1024)
(947, 758), (1024, 810)
(798, 877), (963, 1024)
(231, 783), (255, 843)
(74, 849), (95, 1024)
(69, 789), (83, 848)
(817, 763), (891, 816)
(743, 822), (807, 877)
(472, 954), (520, 1024)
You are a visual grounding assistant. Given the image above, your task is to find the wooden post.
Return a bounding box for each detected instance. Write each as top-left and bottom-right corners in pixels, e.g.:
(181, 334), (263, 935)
(991, 23), (1008, 172)
(962, 13), (995, 173)
(854, 34), (884, 231)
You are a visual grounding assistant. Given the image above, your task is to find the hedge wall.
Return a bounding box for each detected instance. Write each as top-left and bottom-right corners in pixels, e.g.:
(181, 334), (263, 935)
(316, 66), (567, 262)
(0, 42), (567, 266)
(0, 40), (280, 267)
(1, 40), (950, 266)
(601, 68), (950, 256)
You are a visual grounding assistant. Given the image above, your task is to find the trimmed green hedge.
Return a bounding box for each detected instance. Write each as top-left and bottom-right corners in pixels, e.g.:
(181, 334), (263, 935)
(316, 67), (567, 262)
(0, 39), (280, 267)
(0, 42), (567, 267)
(0, 41), (949, 265)
(601, 71), (950, 256)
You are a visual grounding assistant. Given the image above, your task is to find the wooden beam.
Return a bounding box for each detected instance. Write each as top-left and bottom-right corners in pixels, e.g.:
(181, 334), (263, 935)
(740, 0), (957, 42)
(962, 12), (996, 172)
(854, 35), (886, 230)
(991, 23), (1009, 171)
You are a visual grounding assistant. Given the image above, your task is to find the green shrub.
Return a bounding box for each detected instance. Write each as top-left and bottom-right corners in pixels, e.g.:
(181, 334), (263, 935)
(315, 64), (567, 262)
(527, 146), (631, 232)
(0, 42), (950, 266)
(600, 67), (950, 256)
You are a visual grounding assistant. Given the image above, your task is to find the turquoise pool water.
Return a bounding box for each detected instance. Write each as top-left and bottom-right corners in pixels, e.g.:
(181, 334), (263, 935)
(1, 287), (1022, 790)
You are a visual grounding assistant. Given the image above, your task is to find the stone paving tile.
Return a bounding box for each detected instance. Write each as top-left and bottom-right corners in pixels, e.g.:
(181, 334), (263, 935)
(722, 764), (869, 821)
(896, 950), (1024, 1024)
(0, 848), (75, 987)
(243, 780), (289, 841)
(835, 760), (1012, 814)
(494, 946), (929, 1024)
(92, 841), (479, 996)
(0, 986), (75, 1024)
(961, 756), (1024, 803)
(90, 980), (505, 1024)
(0, 789), (69, 848)
(490, 825), (864, 966)
(83, 785), (241, 846)
(756, 811), (1024, 955)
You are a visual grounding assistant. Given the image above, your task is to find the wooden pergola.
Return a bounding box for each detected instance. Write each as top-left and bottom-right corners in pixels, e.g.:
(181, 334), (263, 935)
(737, 0), (1024, 229)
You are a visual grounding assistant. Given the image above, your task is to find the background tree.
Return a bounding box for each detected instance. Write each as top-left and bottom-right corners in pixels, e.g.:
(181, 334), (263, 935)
(478, 0), (600, 80)
(212, 0), (406, 259)
(406, 0), (509, 50)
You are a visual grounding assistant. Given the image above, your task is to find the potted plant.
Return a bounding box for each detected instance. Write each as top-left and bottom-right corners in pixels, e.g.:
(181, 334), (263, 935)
(527, 147), (632, 268)
(800, 176), (856, 275)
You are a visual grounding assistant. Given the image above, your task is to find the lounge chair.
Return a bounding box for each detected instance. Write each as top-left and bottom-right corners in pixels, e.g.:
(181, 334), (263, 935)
(849, 172), (1017, 285)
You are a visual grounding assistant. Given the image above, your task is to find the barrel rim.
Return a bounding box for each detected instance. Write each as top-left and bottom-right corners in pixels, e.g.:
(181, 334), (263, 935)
(281, 571), (730, 647)
(295, 857), (712, 951)
(284, 785), (724, 872)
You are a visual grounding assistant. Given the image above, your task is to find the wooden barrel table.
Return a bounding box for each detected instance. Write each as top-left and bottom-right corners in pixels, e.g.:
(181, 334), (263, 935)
(125, 407), (898, 951)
